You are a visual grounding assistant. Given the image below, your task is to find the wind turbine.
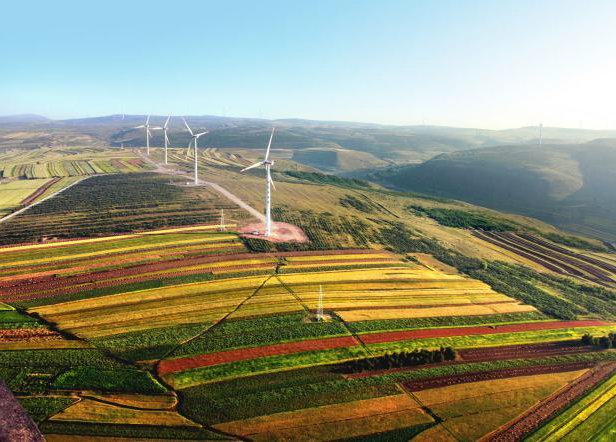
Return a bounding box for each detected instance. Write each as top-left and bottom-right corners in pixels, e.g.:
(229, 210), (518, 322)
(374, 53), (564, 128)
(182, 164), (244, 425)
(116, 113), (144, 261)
(151, 115), (171, 164)
(182, 117), (208, 185)
(240, 128), (276, 236)
(133, 115), (153, 155)
(539, 123), (543, 145)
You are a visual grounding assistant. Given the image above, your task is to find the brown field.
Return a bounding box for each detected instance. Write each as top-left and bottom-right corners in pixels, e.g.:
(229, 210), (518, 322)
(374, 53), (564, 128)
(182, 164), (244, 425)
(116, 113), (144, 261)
(215, 394), (433, 441)
(49, 399), (198, 427)
(413, 371), (586, 442)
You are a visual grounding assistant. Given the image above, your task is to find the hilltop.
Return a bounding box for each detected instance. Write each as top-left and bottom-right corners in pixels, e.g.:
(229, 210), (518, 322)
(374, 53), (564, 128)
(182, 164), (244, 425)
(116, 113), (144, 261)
(375, 139), (616, 240)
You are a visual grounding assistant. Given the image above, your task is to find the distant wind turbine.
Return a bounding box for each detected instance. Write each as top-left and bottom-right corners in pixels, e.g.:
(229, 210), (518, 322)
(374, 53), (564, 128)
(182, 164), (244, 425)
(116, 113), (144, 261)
(182, 117), (208, 185)
(133, 115), (153, 155)
(240, 128), (276, 236)
(539, 123), (543, 145)
(151, 115), (171, 164)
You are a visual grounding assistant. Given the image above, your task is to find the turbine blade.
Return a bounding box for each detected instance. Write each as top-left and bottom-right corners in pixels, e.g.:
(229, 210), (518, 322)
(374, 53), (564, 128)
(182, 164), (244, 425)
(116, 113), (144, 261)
(269, 175), (277, 191)
(146, 114), (150, 125)
(265, 127), (275, 160)
(164, 115), (171, 128)
(182, 117), (193, 136)
(196, 131), (208, 137)
(150, 126), (163, 130)
(165, 133), (170, 145)
(240, 161), (265, 172)
(133, 125), (145, 129)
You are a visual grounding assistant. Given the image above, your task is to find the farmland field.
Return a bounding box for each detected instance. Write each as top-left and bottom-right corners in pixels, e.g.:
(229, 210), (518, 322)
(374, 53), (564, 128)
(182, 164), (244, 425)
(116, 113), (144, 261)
(3, 146), (616, 440)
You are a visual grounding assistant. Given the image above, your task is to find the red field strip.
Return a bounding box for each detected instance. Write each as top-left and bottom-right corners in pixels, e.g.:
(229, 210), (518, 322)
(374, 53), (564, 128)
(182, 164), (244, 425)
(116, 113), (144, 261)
(19, 177), (61, 206)
(158, 336), (359, 375)
(484, 361), (616, 441)
(359, 320), (610, 344)
(158, 321), (609, 375)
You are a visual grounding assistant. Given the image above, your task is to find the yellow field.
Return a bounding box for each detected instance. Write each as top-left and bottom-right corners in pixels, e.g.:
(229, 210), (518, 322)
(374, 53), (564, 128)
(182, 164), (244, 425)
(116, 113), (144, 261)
(0, 178), (53, 213)
(337, 302), (537, 322)
(29, 261), (530, 336)
(81, 393), (177, 410)
(413, 370), (587, 441)
(49, 399), (198, 426)
(215, 393), (433, 440)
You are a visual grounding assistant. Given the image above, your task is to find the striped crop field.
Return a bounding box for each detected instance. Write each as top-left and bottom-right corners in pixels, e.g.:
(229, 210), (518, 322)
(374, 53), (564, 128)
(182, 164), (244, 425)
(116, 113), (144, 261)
(474, 231), (616, 287)
(2, 179), (616, 441)
(0, 178), (55, 216)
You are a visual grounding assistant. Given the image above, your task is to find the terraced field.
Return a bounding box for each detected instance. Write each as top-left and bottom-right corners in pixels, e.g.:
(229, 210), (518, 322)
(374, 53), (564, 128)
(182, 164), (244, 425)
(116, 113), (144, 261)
(474, 231), (616, 287)
(3, 221), (616, 440)
(0, 147), (154, 179)
(4, 147), (616, 440)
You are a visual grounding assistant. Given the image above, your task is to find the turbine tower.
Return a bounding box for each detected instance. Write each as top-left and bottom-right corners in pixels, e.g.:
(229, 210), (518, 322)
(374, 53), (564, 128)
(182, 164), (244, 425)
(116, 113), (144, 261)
(182, 117), (208, 185)
(240, 128), (276, 236)
(133, 115), (153, 155)
(151, 115), (171, 164)
(539, 123), (543, 145)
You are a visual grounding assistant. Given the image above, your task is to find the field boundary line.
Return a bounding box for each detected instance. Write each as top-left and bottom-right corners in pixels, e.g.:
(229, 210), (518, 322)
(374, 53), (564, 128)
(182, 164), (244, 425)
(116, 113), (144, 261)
(153, 274), (274, 365)
(0, 176), (90, 225)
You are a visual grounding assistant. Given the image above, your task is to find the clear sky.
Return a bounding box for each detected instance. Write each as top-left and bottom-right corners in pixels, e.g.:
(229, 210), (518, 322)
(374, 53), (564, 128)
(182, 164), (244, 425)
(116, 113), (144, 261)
(2, 0), (615, 129)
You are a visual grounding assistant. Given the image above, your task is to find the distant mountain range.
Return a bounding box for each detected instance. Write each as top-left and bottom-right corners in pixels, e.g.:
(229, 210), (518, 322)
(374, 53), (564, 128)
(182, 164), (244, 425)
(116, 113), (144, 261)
(374, 139), (616, 240)
(2, 114), (616, 171)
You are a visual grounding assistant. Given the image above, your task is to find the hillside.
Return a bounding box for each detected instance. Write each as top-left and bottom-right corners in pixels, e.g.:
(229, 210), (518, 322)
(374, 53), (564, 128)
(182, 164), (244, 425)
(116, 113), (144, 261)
(377, 139), (616, 240)
(3, 115), (616, 172)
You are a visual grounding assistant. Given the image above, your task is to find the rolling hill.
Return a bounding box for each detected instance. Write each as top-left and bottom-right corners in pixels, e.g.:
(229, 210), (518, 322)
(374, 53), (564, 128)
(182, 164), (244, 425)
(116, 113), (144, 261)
(377, 139), (616, 240)
(3, 114), (616, 172)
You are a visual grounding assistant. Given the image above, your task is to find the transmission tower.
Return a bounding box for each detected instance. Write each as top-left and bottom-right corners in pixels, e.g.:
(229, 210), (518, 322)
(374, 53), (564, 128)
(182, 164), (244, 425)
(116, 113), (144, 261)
(317, 284), (324, 321)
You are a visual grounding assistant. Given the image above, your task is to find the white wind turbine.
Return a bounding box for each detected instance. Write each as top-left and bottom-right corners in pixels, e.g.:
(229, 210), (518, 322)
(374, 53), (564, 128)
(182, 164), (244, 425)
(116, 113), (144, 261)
(133, 115), (153, 155)
(151, 115), (171, 164)
(240, 128), (276, 236)
(182, 117), (208, 185)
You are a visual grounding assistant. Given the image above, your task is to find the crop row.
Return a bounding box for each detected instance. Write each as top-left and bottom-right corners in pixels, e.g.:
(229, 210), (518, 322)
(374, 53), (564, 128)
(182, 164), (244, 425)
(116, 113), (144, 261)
(486, 361), (616, 441)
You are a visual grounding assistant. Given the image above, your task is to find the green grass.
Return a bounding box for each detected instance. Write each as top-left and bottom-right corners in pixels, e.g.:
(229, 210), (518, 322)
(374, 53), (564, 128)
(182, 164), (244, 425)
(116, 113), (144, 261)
(347, 311), (549, 333)
(0, 349), (127, 369)
(0, 310), (42, 328)
(17, 397), (75, 423)
(408, 205), (518, 231)
(51, 367), (167, 393)
(93, 322), (211, 362)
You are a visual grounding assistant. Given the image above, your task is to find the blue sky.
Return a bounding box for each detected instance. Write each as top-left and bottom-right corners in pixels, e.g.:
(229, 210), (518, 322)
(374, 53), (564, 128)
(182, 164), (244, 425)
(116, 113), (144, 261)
(2, 0), (615, 129)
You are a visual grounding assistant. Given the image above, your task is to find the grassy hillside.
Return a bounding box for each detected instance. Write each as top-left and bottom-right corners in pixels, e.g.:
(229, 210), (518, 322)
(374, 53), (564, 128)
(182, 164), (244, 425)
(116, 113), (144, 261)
(377, 139), (616, 241)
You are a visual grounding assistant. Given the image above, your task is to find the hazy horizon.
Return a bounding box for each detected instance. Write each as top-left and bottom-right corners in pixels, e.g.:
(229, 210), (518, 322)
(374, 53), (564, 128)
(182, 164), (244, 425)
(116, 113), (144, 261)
(3, 0), (616, 130)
